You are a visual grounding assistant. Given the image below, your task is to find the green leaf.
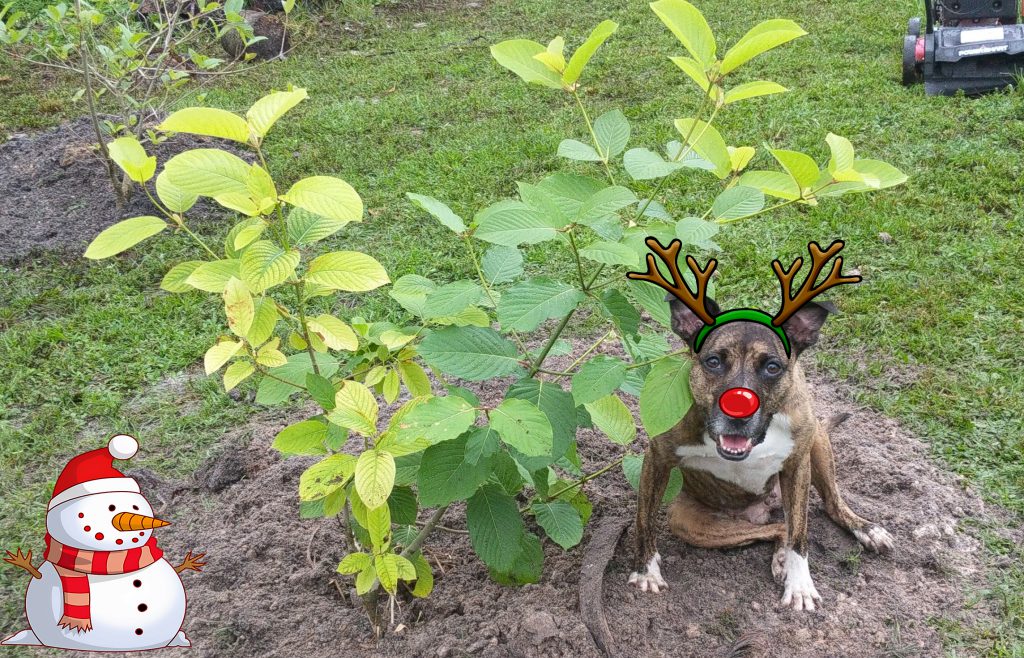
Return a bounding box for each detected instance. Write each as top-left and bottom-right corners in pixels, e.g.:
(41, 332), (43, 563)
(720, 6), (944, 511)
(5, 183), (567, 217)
(184, 259), (240, 293)
(256, 353), (339, 405)
(489, 532), (543, 585)
(711, 185), (765, 221)
(622, 454), (684, 504)
(465, 425), (501, 465)
(490, 398), (553, 457)
(158, 107), (251, 143)
(674, 119), (731, 178)
(628, 276), (672, 329)
(406, 192), (466, 234)
(239, 240), (299, 292)
(160, 260), (203, 293)
(577, 185), (637, 224)
(85, 216), (165, 259)
(164, 148), (251, 198)
(571, 355), (627, 405)
(531, 500), (583, 549)
(562, 19), (617, 85)
(491, 39), (564, 89)
(475, 200), (557, 246)
(410, 552), (434, 597)
(107, 137), (156, 183)
(466, 484), (526, 572)
(306, 251), (389, 292)
(337, 551), (371, 575)
(273, 419), (328, 455)
(387, 486), (418, 525)
(417, 433), (493, 506)
(584, 393), (636, 445)
(724, 80), (788, 104)
(592, 109), (630, 159)
(281, 176), (363, 224)
(622, 147), (714, 180)
(300, 453), (356, 500)
(669, 55), (710, 91)
(650, 0), (716, 66)
(306, 373), (337, 410)
(329, 381), (379, 436)
(418, 326), (522, 381)
(355, 449), (396, 509)
(246, 87), (309, 138)
(481, 245), (524, 284)
(497, 278), (585, 332)
(423, 280), (485, 318)
(286, 206), (351, 245)
(720, 19), (806, 75)
(393, 395), (477, 446)
(155, 171), (198, 214)
(737, 170), (801, 200)
(769, 147), (820, 192)
(640, 357), (693, 437)
(598, 288), (640, 336)
(557, 139), (601, 162)
(578, 240), (639, 268)
(675, 216), (720, 246)
(505, 378), (576, 470)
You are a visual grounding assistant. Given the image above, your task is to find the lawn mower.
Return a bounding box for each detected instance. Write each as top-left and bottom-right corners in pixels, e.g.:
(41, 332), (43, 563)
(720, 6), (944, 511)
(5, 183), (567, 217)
(903, 0), (1024, 95)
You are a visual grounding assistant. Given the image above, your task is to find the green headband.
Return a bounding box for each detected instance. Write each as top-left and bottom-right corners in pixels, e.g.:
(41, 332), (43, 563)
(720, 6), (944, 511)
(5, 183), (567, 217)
(692, 308), (792, 356)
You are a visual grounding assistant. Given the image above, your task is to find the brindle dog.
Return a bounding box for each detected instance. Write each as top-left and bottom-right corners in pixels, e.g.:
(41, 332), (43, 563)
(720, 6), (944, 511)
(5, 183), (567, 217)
(628, 292), (895, 611)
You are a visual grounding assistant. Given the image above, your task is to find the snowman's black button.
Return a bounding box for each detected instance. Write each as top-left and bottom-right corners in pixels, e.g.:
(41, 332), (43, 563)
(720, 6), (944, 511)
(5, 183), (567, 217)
(138, 604), (147, 612)
(135, 628), (143, 635)
(133, 579), (142, 587)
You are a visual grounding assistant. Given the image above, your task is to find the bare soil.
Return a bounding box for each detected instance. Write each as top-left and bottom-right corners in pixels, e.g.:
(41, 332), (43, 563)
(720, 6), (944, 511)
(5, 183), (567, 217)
(17, 354), (1011, 658)
(0, 118), (241, 264)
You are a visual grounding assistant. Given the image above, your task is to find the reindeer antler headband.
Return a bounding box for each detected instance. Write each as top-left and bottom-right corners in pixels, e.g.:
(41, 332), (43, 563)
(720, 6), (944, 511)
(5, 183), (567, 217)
(626, 238), (862, 356)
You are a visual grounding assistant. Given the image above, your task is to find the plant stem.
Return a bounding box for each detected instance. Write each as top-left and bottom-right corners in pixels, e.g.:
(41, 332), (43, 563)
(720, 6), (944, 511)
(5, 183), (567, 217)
(568, 230), (587, 290)
(545, 456), (626, 502)
(527, 309), (576, 377)
(142, 187), (219, 259)
(293, 284), (321, 375)
(572, 89), (615, 186)
(626, 346), (690, 370)
(564, 330), (613, 373)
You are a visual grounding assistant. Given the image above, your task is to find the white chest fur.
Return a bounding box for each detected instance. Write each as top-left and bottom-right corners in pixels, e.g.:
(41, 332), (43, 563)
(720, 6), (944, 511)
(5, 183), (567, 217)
(674, 414), (795, 494)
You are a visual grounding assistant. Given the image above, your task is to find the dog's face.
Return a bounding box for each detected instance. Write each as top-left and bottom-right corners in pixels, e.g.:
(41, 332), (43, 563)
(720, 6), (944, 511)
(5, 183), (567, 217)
(669, 296), (833, 462)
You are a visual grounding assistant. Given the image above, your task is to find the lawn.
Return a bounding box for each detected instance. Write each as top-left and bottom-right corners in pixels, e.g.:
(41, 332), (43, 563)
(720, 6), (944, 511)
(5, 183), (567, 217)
(1, 0), (1022, 653)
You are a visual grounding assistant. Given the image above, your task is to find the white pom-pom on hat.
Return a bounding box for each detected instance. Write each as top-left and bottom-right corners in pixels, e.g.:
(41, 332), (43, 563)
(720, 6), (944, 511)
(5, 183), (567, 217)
(108, 434), (139, 460)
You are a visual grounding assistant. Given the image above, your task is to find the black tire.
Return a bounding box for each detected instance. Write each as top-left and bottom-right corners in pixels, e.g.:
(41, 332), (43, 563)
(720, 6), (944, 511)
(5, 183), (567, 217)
(908, 16), (922, 37)
(903, 35), (920, 86)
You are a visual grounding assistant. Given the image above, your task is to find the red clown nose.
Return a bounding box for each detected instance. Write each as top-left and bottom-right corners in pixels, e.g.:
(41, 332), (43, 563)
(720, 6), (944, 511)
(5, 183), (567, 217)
(719, 388), (760, 418)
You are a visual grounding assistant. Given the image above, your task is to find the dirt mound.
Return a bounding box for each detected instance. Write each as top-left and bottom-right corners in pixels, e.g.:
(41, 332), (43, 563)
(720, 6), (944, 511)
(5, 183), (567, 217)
(16, 360), (1007, 658)
(0, 118), (240, 264)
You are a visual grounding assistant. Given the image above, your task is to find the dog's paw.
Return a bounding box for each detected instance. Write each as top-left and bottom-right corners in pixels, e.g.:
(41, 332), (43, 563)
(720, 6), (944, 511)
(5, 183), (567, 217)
(853, 524), (895, 554)
(778, 550), (821, 612)
(628, 552), (668, 593)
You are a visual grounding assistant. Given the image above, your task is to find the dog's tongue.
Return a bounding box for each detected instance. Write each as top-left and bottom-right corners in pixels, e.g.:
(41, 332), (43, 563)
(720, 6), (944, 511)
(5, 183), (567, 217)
(721, 435), (752, 452)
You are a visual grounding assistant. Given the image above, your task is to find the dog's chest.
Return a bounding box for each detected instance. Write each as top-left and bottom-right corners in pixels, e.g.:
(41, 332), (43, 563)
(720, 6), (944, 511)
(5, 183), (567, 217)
(674, 415), (795, 494)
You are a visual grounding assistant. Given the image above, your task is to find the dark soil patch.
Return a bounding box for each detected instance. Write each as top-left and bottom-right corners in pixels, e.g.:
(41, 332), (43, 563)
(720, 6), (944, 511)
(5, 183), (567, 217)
(0, 117), (243, 264)
(12, 350), (1018, 658)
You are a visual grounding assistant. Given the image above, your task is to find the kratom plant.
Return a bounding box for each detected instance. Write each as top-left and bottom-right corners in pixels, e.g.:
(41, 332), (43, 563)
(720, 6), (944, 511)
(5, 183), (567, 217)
(83, 1), (908, 638)
(0, 0), (276, 204)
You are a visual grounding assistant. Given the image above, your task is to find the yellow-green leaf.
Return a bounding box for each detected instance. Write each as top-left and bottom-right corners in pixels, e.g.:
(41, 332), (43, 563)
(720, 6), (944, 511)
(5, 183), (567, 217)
(669, 55), (710, 91)
(651, 0), (716, 67)
(355, 449), (395, 509)
(674, 118), (731, 178)
(720, 19), (806, 75)
(240, 240), (299, 292)
(164, 148), (251, 198)
(85, 216), (166, 259)
(399, 361), (432, 397)
(307, 314), (358, 351)
(769, 147), (820, 192)
(723, 80), (788, 104)
(204, 339), (242, 374)
(223, 277), (254, 337)
(280, 176), (363, 223)
(158, 107), (252, 143)
(306, 251), (390, 292)
(491, 39), (565, 89)
(337, 552), (371, 575)
(329, 380), (379, 436)
(160, 260), (203, 293)
(728, 146), (756, 173)
(107, 137), (156, 183)
(563, 19), (617, 86)
(248, 298), (279, 346)
(223, 360), (254, 391)
(155, 171), (197, 213)
(185, 259), (241, 293)
(256, 337), (288, 367)
(410, 552), (434, 597)
(246, 87), (309, 138)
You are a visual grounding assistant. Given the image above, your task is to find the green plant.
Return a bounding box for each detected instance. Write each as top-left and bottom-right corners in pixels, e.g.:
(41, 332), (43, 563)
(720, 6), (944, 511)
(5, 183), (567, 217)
(0, 0), (274, 204)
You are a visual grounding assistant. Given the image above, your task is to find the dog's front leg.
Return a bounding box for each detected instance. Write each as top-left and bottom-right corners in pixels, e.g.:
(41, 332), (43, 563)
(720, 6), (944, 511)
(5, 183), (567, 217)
(774, 454), (821, 611)
(628, 433), (677, 593)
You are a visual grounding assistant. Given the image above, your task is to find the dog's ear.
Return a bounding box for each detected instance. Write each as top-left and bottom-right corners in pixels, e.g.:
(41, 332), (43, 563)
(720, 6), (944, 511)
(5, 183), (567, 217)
(668, 293), (720, 345)
(781, 300), (836, 354)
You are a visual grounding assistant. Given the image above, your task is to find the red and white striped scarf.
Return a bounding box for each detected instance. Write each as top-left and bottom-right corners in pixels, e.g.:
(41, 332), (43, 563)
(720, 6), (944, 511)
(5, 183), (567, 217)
(44, 533), (163, 632)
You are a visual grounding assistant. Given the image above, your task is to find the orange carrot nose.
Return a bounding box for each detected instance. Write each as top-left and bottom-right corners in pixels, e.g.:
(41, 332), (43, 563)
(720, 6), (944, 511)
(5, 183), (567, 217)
(112, 512), (170, 532)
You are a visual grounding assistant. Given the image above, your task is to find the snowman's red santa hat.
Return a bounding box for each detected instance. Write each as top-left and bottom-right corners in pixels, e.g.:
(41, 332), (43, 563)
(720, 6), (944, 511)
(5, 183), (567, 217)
(48, 434), (141, 510)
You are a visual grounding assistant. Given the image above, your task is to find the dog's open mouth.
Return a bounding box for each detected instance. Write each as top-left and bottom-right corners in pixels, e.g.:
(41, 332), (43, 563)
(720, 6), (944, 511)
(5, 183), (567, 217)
(716, 434), (754, 461)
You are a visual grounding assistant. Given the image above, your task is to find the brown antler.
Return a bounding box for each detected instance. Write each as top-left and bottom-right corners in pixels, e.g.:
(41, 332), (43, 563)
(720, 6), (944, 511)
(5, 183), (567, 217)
(772, 240), (861, 326)
(626, 237), (717, 325)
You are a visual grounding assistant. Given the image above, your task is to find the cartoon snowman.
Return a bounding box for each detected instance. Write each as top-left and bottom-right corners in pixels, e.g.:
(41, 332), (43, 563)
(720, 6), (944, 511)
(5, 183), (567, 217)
(2, 434), (204, 651)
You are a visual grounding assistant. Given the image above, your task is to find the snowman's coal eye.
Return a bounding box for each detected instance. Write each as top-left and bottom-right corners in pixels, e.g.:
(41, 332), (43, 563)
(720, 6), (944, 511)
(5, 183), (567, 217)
(133, 505), (139, 511)
(108, 505), (116, 511)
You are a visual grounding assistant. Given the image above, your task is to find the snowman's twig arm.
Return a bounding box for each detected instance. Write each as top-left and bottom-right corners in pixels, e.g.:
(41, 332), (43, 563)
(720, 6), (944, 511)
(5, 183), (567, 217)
(4, 548), (42, 579)
(174, 551), (206, 574)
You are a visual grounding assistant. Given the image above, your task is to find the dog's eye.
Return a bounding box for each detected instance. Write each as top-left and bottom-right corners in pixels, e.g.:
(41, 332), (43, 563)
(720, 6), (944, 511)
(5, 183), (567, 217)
(764, 360), (783, 376)
(703, 355), (722, 370)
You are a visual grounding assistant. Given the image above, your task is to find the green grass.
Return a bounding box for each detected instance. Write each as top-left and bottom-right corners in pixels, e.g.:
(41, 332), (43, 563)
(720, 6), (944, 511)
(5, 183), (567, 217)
(2, 0), (1023, 653)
